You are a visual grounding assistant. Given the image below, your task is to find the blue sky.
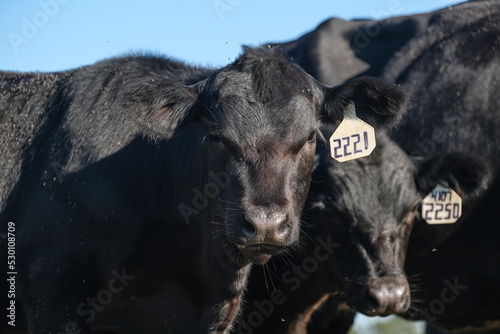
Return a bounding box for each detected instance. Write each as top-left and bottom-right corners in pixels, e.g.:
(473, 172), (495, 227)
(1, 0), (462, 72)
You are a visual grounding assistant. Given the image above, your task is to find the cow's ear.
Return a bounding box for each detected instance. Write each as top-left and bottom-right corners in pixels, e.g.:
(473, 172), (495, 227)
(120, 76), (199, 140)
(410, 153), (492, 251)
(321, 77), (407, 129)
(414, 153), (492, 202)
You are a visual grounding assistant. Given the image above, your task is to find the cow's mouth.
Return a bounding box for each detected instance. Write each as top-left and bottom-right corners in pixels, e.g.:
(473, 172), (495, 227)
(240, 244), (286, 264)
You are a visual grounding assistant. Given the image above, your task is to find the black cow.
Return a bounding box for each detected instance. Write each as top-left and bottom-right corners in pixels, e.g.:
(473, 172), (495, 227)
(268, 5), (432, 87)
(385, 1), (500, 331)
(236, 131), (416, 334)
(236, 129), (488, 334)
(0, 46), (406, 333)
(270, 0), (499, 87)
(242, 1), (500, 333)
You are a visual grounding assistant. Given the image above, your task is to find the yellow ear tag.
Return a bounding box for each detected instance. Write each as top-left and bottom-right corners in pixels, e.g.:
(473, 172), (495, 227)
(329, 101), (376, 162)
(422, 184), (462, 224)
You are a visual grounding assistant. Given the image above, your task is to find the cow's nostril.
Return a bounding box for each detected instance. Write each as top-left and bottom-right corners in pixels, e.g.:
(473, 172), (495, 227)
(364, 289), (381, 311)
(240, 210), (289, 244)
(398, 293), (409, 309)
(276, 215), (289, 235)
(242, 213), (256, 237)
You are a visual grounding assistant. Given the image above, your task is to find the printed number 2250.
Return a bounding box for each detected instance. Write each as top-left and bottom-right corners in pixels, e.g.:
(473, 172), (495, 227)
(332, 132), (369, 159)
(423, 202), (461, 221)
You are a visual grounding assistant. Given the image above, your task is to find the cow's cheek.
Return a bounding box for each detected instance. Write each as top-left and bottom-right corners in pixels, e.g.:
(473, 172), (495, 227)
(205, 144), (240, 215)
(398, 217), (414, 265)
(295, 143), (317, 205)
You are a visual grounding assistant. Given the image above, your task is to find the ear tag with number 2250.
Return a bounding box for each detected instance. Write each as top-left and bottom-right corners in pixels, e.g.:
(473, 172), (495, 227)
(329, 101), (376, 162)
(422, 184), (462, 224)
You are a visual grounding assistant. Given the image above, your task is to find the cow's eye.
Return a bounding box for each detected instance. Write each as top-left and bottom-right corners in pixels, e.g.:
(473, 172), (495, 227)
(209, 134), (221, 143)
(403, 200), (420, 228)
(210, 134), (240, 156)
(410, 200), (420, 214)
(307, 131), (316, 143)
(412, 203), (420, 213)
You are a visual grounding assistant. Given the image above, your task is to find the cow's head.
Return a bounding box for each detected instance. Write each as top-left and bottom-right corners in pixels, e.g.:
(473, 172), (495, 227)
(120, 46), (407, 265)
(309, 133), (490, 316)
(310, 134), (417, 315)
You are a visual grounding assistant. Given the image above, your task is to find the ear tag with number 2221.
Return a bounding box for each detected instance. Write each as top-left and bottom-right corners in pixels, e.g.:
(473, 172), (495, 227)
(422, 184), (462, 224)
(329, 101), (376, 162)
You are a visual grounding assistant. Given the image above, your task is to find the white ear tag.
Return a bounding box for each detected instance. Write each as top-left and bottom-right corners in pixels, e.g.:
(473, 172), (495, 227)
(329, 101), (376, 162)
(422, 184), (462, 225)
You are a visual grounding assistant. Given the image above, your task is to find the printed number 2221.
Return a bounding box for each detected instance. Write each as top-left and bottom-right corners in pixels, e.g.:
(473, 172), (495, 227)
(332, 132), (369, 159)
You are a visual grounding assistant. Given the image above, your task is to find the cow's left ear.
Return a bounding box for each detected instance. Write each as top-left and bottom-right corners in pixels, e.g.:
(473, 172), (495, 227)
(414, 152), (492, 203)
(120, 76), (200, 140)
(410, 153), (492, 250)
(321, 77), (408, 129)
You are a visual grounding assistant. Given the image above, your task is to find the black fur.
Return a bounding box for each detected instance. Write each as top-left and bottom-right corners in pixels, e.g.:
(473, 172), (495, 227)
(254, 1), (500, 333)
(0, 46), (405, 333)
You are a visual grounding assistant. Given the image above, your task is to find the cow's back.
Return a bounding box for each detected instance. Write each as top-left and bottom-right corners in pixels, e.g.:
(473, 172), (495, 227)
(268, 10), (434, 86)
(0, 71), (69, 215)
(0, 55), (213, 217)
(386, 0), (500, 166)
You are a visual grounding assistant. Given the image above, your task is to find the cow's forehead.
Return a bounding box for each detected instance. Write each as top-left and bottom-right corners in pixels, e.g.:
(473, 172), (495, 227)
(203, 69), (320, 144)
(210, 62), (317, 102)
(199, 49), (323, 148)
(211, 93), (318, 146)
(328, 145), (418, 226)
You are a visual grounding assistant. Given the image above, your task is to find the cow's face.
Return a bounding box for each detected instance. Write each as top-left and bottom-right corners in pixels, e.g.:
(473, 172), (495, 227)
(310, 134), (419, 315)
(120, 47), (408, 265)
(198, 59), (321, 265)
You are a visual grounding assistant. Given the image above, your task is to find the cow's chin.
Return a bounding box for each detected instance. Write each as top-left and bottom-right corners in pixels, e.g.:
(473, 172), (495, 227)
(222, 242), (286, 266)
(240, 244), (285, 265)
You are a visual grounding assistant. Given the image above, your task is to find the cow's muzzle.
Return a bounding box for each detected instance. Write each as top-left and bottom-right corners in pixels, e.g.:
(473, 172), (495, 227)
(358, 275), (410, 316)
(232, 206), (294, 264)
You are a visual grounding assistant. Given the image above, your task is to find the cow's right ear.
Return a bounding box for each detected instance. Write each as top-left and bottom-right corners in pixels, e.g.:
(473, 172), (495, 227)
(120, 76), (200, 140)
(320, 77), (408, 129)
